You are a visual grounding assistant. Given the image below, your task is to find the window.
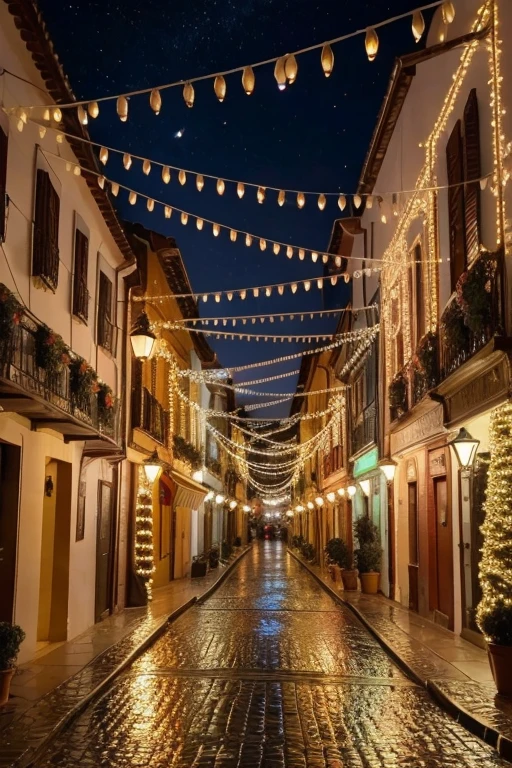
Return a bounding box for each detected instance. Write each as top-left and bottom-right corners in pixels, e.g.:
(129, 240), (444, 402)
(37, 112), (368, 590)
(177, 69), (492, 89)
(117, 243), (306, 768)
(446, 89), (481, 291)
(0, 127), (7, 243)
(33, 169), (60, 290)
(72, 229), (89, 322)
(352, 373), (364, 419)
(391, 297), (403, 374)
(409, 242), (425, 349)
(97, 271), (114, 352)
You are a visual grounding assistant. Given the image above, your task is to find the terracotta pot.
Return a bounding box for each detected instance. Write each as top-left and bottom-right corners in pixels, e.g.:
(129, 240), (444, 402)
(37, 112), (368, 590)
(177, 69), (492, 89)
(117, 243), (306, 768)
(0, 668), (14, 706)
(341, 569), (359, 591)
(360, 572), (380, 594)
(327, 565), (336, 583)
(488, 643), (512, 696)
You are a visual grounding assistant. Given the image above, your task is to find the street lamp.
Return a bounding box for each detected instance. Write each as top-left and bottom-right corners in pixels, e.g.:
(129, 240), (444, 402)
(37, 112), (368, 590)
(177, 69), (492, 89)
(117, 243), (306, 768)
(315, 496), (324, 507)
(448, 427), (480, 470)
(337, 487), (345, 497)
(215, 494), (225, 505)
(307, 501), (315, 510)
(359, 479), (371, 497)
(326, 492), (336, 503)
(130, 310), (157, 360)
(143, 451), (163, 484)
(378, 458), (397, 483)
(347, 485), (357, 498)
(243, 505), (251, 513)
(229, 500), (237, 510)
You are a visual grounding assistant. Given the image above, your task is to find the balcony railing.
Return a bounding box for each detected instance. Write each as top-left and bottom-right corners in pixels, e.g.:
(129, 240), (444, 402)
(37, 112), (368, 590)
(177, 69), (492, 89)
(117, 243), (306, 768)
(352, 402), (377, 456)
(323, 444), (343, 479)
(98, 316), (117, 355)
(0, 319), (119, 442)
(132, 385), (169, 445)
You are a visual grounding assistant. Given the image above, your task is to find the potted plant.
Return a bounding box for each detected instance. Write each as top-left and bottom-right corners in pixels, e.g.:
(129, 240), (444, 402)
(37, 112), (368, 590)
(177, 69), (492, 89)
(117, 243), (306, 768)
(234, 536), (242, 547)
(324, 538), (358, 590)
(301, 541), (315, 561)
(0, 622), (25, 706)
(354, 516), (382, 594)
(208, 545), (219, 569)
(191, 552), (208, 578)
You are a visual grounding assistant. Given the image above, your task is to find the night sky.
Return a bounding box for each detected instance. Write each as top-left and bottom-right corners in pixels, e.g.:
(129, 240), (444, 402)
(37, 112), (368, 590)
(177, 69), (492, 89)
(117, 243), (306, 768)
(38, 0), (431, 417)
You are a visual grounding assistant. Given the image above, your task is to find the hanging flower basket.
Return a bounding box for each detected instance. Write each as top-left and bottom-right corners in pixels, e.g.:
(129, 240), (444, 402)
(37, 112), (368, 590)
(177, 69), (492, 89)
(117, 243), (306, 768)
(173, 434), (202, 470)
(97, 382), (115, 427)
(34, 325), (70, 373)
(389, 371), (407, 415)
(69, 357), (98, 411)
(456, 251), (497, 334)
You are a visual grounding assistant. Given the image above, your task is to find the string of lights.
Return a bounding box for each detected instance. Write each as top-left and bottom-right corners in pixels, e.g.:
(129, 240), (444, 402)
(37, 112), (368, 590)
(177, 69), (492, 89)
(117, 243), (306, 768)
(157, 322), (379, 344)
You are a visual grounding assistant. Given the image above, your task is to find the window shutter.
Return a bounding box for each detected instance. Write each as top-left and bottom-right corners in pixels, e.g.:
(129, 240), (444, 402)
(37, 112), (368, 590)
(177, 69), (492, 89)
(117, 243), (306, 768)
(446, 120), (466, 291)
(72, 229), (89, 322)
(415, 244), (425, 341)
(0, 127), (7, 243)
(33, 169), (60, 290)
(463, 89), (481, 266)
(97, 271), (113, 350)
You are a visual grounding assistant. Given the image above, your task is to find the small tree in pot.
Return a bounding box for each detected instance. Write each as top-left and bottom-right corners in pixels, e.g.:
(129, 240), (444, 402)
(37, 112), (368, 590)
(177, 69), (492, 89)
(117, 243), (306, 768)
(354, 516), (382, 594)
(0, 622), (25, 706)
(324, 538), (358, 590)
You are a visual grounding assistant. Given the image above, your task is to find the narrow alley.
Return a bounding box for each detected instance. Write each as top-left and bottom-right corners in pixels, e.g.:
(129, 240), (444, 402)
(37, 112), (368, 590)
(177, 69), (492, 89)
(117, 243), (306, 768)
(32, 543), (505, 768)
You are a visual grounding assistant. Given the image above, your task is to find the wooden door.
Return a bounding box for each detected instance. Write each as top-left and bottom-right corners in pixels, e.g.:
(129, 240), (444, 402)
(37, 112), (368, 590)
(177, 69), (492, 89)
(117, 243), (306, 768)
(95, 481), (113, 622)
(434, 477), (454, 628)
(408, 482), (419, 612)
(0, 443), (21, 623)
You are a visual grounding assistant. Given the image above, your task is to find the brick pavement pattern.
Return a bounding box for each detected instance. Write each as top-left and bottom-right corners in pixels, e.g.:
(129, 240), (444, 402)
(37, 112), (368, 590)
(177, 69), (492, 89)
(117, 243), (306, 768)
(33, 542), (508, 767)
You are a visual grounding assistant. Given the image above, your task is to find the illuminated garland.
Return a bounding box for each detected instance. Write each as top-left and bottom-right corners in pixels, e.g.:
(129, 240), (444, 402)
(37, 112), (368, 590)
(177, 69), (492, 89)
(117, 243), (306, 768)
(476, 401), (512, 641)
(153, 306), (371, 327)
(155, 322), (378, 344)
(134, 467), (156, 601)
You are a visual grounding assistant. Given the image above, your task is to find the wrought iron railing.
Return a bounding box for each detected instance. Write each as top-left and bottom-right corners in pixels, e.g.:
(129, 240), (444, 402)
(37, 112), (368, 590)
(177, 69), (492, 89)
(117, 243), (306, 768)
(323, 444), (343, 479)
(352, 401), (377, 455)
(132, 385), (168, 445)
(98, 316), (117, 355)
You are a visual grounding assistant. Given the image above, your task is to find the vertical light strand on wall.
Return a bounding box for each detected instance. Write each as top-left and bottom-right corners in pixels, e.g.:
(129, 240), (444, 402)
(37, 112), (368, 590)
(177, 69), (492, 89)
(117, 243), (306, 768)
(135, 466), (155, 600)
(489, 0), (507, 247)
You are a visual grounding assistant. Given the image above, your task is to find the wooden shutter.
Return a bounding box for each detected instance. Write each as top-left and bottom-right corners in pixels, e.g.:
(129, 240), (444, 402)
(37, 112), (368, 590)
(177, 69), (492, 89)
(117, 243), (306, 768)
(414, 243), (425, 341)
(446, 120), (466, 291)
(72, 229), (89, 322)
(0, 127), (7, 243)
(97, 271), (113, 350)
(463, 89), (481, 266)
(33, 169), (60, 290)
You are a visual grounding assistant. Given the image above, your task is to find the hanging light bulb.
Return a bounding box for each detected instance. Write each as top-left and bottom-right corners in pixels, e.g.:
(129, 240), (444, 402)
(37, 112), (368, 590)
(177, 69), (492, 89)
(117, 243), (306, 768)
(366, 195), (373, 209)
(246, 234), (252, 247)
(284, 54), (298, 84)
(215, 293), (221, 303)
(213, 223), (221, 237)
(240, 289), (247, 300)
(311, 252), (319, 263)
(273, 243), (280, 255)
(97, 175), (106, 189)
(164, 206), (172, 218)
(196, 174), (204, 191)
(320, 44), (334, 79)
(278, 285), (284, 295)
(217, 179), (225, 195)
(196, 218), (204, 230)
(123, 153), (132, 170)
(39, 126), (47, 139)
(412, 11), (425, 42)
(330, 275), (338, 286)
(77, 105), (88, 125)
(230, 230), (237, 242)
(441, 0), (455, 24)
(73, 165), (81, 176)
(143, 159), (151, 176)
(304, 280), (311, 292)
(291, 283), (298, 294)
(274, 57), (287, 90)
(202, 295), (208, 303)
(257, 187), (266, 204)
(265, 287), (272, 297)
(43, 108), (50, 122)
(242, 66), (255, 95)
(99, 147), (108, 165)
(480, 177), (488, 191)
(227, 292), (233, 301)
(179, 170), (187, 185)
(338, 194), (347, 211)
(162, 166), (171, 184)
(214, 76), (226, 102)
(147, 198), (155, 212)
(297, 192), (306, 209)
(278, 190), (286, 207)
(52, 107), (62, 122)
(253, 288), (260, 298)
(181, 212), (188, 225)
(55, 133), (64, 144)
(237, 182), (245, 199)
(117, 95), (128, 122)
(286, 246), (293, 259)
(392, 193), (398, 216)
(365, 28), (379, 61)
(110, 181), (119, 196)
(259, 239), (267, 251)
(129, 191), (137, 205)
(335, 256), (342, 267)
(149, 88), (162, 115)
(353, 194), (362, 209)
(183, 82), (195, 108)
(88, 102), (99, 119)
(317, 193), (326, 211)
(298, 249), (305, 260)
(322, 254), (328, 264)
(317, 278), (323, 289)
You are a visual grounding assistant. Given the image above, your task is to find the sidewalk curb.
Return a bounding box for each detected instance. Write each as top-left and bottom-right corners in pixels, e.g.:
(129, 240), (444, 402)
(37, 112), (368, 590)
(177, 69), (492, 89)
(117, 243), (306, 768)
(19, 546), (252, 768)
(288, 547), (512, 762)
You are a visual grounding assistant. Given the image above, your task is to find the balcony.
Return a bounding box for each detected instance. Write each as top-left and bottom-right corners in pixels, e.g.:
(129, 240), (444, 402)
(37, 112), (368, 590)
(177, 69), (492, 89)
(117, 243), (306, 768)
(0, 314), (120, 449)
(352, 402), (377, 456)
(323, 445), (343, 479)
(132, 385), (169, 445)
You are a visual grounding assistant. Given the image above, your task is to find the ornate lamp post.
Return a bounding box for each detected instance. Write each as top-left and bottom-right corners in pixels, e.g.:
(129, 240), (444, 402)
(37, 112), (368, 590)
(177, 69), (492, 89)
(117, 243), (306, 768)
(130, 310), (157, 360)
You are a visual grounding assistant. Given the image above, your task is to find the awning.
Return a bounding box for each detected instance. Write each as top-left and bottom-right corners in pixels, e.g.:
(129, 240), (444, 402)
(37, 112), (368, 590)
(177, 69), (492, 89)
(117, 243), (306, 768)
(170, 469), (208, 510)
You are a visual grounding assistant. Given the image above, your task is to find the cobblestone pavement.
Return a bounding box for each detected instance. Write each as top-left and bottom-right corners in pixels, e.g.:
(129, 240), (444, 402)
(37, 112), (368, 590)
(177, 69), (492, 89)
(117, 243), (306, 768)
(33, 543), (508, 767)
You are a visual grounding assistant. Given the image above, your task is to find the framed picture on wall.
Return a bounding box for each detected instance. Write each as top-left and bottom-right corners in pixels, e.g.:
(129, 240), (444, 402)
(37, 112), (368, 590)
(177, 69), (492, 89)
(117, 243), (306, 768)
(76, 478), (86, 541)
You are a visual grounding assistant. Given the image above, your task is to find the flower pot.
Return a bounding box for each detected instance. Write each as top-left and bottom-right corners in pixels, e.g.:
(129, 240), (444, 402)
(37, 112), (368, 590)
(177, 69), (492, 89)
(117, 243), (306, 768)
(360, 572), (380, 594)
(0, 668), (14, 706)
(341, 569), (359, 591)
(327, 564), (336, 583)
(487, 643), (512, 696)
(333, 564), (342, 586)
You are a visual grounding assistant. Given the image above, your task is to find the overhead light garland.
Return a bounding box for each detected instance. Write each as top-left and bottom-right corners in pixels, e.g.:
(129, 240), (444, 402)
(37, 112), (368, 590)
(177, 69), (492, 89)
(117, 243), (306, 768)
(12, 2), (448, 115)
(152, 305), (372, 328)
(155, 323), (379, 345)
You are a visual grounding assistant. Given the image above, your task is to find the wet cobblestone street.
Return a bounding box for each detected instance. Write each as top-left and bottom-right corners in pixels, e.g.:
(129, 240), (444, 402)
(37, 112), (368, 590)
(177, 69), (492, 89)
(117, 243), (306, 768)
(33, 543), (507, 767)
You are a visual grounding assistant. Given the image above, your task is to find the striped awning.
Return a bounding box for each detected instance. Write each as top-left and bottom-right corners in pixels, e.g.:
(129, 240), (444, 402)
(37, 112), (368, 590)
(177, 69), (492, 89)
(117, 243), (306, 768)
(171, 469), (208, 510)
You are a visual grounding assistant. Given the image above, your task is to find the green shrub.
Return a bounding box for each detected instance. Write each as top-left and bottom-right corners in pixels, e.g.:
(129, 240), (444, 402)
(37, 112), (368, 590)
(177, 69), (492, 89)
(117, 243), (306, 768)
(478, 602), (512, 646)
(0, 622), (25, 670)
(324, 538), (352, 569)
(221, 540), (233, 560)
(355, 541), (382, 574)
(301, 541), (315, 561)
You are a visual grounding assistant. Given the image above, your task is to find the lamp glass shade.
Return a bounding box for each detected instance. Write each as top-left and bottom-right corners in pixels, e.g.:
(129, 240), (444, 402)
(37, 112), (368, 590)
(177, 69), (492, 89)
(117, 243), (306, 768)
(243, 505), (251, 512)
(326, 492), (336, 503)
(229, 500), (237, 510)
(337, 487), (345, 497)
(359, 479), (371, 497)
(449, 428), (480, 469)
(144, 463), (160, 484)
(215, 494), (225, 504)
(315, 496), (324, 507)
(295, 505), (304, 512)
(307, 501), (315, 510)
(286, 510), (294, 518)
(347, 485), (357, 497)
(205, 491), (214, 501)
(379, 461), (396, 483)
(130, 331), (156, 360)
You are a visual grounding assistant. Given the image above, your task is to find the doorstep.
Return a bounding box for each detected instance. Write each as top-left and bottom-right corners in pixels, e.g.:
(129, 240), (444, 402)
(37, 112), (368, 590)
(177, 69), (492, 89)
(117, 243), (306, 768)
(0, 545), (251, 768)
(288, 547), (512, 762)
